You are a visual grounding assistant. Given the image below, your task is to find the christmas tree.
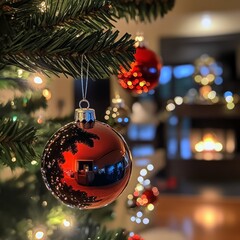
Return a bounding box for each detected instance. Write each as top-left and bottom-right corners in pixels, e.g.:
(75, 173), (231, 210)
(0, 1), (175, 239)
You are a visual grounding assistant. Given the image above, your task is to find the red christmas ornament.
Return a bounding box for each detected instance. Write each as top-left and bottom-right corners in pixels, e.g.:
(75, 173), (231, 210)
(136, 187), (159, 207)
(41, 107), (132, 209)
(118, 46), (162, 95)
(128, 234), (144, 240)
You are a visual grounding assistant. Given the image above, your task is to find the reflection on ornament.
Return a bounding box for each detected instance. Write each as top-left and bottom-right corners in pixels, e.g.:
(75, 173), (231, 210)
(118, 46), (162, 95)
(41, 108), (132, 209)
(104, 96), (130, 135)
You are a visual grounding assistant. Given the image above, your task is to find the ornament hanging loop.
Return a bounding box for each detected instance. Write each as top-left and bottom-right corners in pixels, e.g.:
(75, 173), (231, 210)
(79, 99), (90, 109)
(79, 54), (90, 108)
(76, 54), (95, 129)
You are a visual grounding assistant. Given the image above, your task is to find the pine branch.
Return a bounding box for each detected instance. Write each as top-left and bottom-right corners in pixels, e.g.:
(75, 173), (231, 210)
(114, 0), (175, 22)
(4, 0), (117, 31)
(0, 118), (38, 169)
(0, 29), (135, 79)
(0, 77), (31, 91)
(0, 65), (31, 91)
(0, 0), (175, 79)
(0, 94), (47, 117)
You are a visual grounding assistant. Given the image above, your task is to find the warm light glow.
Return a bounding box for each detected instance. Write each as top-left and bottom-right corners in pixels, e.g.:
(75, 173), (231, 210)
(39, 1), (47, 12)
(211, 96), (219, 103)
(63, 219), (71, 227)
(127, 81), (132, 86)
(147, 203), (155, 211)
(208, 91), (216, 99)
(42, 89), (52, 100)
(226, 102), (235, 110)
(17, 69), (23, 77)
(128, 194), (133, 200)
(31, 160), (38, 165)
(34, 76), (43, 84)
(194, 206), (224, 229)
(226, 130), (235, 153)
(112, 113), (117, 118)
(136, 184), (144, 192)
(166, 103), (175, 112)
(37, 117), (43, 124)
(201, 14), (212, 28)
(135, 35), (144, 42)
(199, 85), (212, 99)
(35, 231), (44, 239)
(195, 133), (223, 152)
(174, 96), (183, 105)
(139, 81), (146, 87)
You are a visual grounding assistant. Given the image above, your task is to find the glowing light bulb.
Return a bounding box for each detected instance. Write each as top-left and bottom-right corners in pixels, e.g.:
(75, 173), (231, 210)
(140, 169), (147, 177)
(63, 219), (71, 227)
(201, 14), (212, 28)
(34, 76), (43, 84)
(35, 231), (44, 239)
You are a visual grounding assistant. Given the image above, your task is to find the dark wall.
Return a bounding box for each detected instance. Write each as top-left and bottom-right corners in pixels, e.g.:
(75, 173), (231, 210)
(160, 33), (240, 88)
(74, 78), (110, 122)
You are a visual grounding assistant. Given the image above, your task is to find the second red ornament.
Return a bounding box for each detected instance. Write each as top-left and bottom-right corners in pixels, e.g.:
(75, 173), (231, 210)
(118, 37), (162, 95)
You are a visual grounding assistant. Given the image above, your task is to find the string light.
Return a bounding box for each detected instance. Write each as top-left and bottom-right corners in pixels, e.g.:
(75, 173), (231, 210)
(166, 102), (175, 112)
(140, 169), (147, 177)
(31, 160), (38, 165)
(147, 164), (154, 171)
(42, 89), (52, 100)
(63, 219), (71, 227)
(17, 69), (23, 78)
(42, 201), (48, 207)
(39, 1), (47, 12)
(35, 230), (44, 239)
(174, 96), (183, 105)
(34, 76), (43, 85)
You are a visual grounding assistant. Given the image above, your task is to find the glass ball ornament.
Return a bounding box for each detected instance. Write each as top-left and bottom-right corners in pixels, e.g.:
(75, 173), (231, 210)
(128, 234), (144, 240)
(41, 107), (132, 209)
(136, 187), (159, 207)
(104, 96), (130, 135)
(118, 45), (162, 95)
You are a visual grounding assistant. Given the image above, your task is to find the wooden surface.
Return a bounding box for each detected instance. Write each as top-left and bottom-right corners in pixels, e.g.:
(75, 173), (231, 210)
(153, 195), (240, 240)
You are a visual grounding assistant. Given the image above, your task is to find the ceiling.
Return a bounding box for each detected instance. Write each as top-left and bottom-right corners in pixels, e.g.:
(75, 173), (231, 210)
(173, 0), (240, 14)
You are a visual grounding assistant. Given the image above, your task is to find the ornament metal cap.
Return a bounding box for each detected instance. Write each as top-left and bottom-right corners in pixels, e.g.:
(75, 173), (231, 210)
(75, 108), (96, 129)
